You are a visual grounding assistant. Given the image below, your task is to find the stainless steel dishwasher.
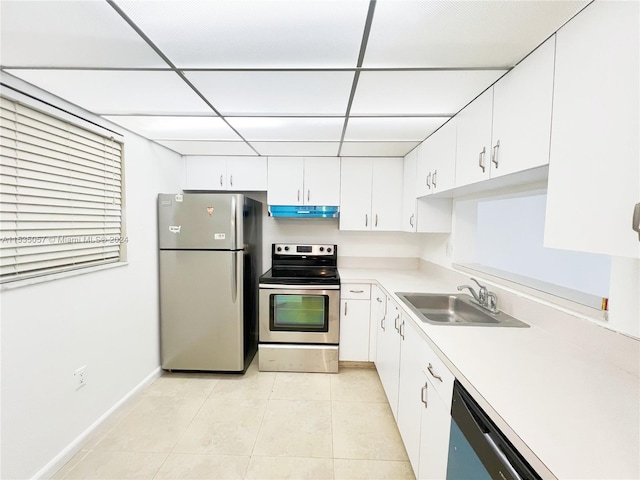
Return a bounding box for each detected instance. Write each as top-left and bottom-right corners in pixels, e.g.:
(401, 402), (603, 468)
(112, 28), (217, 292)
(446, 380), (541, 480)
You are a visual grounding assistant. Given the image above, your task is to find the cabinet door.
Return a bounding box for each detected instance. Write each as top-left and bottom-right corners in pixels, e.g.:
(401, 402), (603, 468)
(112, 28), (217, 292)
(369, 285), (386, 362)
(418, 376), (452, 480)
(545, 1), (640, 258)
(340, 158), (373, 231)
(371, 157), (403, 231)
(454, 88), (493, 188)
(267, 157), (304, 205)
(401, 149), (418, 232)
(184, 156), (227, 190)
(226, 157), (267, 191)
(416, 142), (431, 197)
(375, 298), (402, 420)
(430, 119), (457, 193)
(397, 317), (428, 476)
(491, 37), (555, 179)
(339, 299), (371, 361)
(304, 157), (340, 205)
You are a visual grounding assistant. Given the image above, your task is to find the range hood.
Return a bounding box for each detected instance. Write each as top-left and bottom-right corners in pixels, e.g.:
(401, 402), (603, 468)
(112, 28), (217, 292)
(268, 205), (339, 219)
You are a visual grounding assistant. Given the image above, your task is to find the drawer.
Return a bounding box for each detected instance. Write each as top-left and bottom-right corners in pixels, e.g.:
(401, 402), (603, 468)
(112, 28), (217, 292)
(341, 283), (371, 300)
(422, 346), (455, 408)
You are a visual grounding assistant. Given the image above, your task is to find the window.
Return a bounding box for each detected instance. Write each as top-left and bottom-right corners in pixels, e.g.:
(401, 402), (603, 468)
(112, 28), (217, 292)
(0, 95), (125, 283)
(453, 191), (611, 310)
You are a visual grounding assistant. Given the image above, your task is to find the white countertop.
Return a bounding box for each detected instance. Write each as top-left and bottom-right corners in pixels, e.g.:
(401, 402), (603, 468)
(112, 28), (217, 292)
(340, 267), (640, 480)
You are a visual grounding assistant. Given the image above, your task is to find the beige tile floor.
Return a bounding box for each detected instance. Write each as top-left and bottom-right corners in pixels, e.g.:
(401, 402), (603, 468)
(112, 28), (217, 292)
(54, 358), (414, 480)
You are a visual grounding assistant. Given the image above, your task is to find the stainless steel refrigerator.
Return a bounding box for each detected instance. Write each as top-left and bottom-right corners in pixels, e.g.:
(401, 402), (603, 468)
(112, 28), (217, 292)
(158, 193), (262, 372)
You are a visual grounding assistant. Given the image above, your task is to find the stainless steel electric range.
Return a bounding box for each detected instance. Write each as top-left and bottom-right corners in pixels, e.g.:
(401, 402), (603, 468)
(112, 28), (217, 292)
(258, 243), (340, 373)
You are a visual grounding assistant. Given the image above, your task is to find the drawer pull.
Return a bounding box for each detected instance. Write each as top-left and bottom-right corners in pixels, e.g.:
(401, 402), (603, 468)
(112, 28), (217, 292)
(349, 289), (364, 293)
(427, 363), (443, 382)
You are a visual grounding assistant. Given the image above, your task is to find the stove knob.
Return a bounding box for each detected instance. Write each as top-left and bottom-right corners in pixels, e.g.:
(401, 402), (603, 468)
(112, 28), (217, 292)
(327, 247), (332, 253)
(319, 247), (324, 252)
(284, 246), (290, 251)
(276, 246), (282, 252)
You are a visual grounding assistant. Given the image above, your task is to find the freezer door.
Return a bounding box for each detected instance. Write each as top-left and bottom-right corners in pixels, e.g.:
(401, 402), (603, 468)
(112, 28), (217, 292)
(158, 193), (244, 250)
(160, 250), (244, 371)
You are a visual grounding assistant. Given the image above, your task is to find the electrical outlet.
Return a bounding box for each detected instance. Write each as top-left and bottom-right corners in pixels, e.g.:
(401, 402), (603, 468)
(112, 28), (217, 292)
(74, 366), (86, 390)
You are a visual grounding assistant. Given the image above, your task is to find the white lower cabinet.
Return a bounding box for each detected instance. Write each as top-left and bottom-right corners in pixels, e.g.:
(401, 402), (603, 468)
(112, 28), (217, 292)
(375, 296), (402, 420)
(339, 284), (371, 362)
(418, 373), (452, 480)
(397, 315), (428, 476)
(395, 313), (454, 479)
(369, 285), (387, 362)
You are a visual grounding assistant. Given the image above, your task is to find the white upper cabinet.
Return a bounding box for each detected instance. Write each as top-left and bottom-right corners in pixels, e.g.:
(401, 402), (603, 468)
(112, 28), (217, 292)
(454, 35), (555, 188)
(401, 148), (418, 232)
(491, 37), (555, 178)
(267, 157), (340, 205)
(184, 156), (267, 191)
(454, 88), (494, 187)
(340, 157), (403, 231)
(418, 119), (457, 195)
(544, 1), (640, 258)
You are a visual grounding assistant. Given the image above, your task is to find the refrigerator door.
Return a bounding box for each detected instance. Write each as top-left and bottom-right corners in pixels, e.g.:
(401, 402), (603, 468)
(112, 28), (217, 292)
(160, 249), (244, 371)
(158, 193), (244, 250)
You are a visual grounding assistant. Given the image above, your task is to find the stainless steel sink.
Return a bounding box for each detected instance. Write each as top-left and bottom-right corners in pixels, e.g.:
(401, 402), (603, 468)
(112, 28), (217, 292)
(395, 293), (529, 328)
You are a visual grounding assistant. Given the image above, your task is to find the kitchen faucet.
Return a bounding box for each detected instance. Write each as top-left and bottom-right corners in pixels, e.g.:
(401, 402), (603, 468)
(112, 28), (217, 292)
(457, 278), (499, 313)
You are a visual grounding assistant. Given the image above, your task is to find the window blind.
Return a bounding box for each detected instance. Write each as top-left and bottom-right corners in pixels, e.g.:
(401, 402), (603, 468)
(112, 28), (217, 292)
(0, 96), (124, 282)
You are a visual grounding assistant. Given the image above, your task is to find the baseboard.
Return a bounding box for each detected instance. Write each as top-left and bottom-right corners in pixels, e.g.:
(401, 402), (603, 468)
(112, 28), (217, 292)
(33, 366), (162, 480)
(339, 361), (375, 369)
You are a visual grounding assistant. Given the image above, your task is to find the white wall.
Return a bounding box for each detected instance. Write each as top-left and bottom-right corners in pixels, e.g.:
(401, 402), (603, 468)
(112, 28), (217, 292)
(0, 78), (183, 479)
(245, 193), (423, 271)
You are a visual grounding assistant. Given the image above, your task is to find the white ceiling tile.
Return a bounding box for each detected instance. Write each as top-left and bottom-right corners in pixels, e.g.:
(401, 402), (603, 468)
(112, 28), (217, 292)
(252, 142), (339, 157)
(4, 70), (212, 115)
(340, 142), (419, 157)
(351, 71), (506, 115)
(365, 0), (589, 68)
(227, 117), (344, 141)
(345, 117), (449, 141)
(0, 1), (166, 68)
(103, 116), (240, 141)
(185, 71), (354, 116)
(115, 0), (369, 68)
(155, 140), (256, 156)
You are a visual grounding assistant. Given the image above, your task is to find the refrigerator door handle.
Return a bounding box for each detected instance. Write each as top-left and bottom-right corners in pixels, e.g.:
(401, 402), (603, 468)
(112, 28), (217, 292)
(231, 251), (238, 303)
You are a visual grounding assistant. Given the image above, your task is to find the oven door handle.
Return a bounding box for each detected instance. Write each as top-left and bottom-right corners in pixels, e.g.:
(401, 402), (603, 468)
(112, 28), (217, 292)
(259, 283), (341, 290)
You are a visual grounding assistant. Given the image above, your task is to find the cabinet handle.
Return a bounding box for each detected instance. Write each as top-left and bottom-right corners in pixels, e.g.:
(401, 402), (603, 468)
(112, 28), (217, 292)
(491, 140), (500, 168)
(633, 203), (640, 239)
(478, 147), (486, 173)
(297, 189), (300, 202)
(376, 297), (383, 303)
(349, 289), (364, 293)
(427, 363), (443, 382)
(432, 170), (437, 189)
(381, 316), (385, 331)
(229, 175), (233, 187)
(375, 214), (378, 227)
(344, 301), (348, 316)
(421, 383), (428, 407)
(220, 175), (223, 187)
(399, 319), (405, 340)
(307, 190), (310, 202)
(409, 214), (414, 228)
(365, 214), (368, 227)
(394, 313), (400, 332)
(426, 172), (432, 189)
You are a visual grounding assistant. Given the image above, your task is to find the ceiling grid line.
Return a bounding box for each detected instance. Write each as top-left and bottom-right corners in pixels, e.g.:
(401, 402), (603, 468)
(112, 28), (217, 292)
(337, 0), (377, 157)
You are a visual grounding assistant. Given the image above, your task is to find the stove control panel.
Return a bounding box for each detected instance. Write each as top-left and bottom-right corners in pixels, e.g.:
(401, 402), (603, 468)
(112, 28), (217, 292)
(273, 244), (336, 256)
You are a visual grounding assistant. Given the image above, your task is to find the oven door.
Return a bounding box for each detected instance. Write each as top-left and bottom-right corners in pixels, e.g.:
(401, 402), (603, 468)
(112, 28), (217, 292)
(259, 285), (340, 344)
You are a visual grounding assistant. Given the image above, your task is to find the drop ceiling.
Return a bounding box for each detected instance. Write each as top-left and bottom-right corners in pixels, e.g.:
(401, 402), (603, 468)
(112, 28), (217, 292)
(0, 0), (590, 158)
